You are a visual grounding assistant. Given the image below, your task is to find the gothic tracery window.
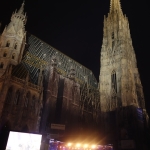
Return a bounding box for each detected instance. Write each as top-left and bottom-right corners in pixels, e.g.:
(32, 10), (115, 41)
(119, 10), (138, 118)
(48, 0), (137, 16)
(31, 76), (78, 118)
(112, 32), (115, 48)
(24, 92), (30, 107)
(112, 32), (114, 39)
(14, 90), (20, 105)
(6, 87), (13, 103)
(31, 96), (36, 108)
(111, 70), (117, 93)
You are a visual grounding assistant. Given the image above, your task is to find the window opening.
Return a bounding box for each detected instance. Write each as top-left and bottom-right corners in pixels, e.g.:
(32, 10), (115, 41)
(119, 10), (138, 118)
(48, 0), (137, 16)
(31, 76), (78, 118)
(6, 87), (13, 103)
(6, 41), (10, 47)
(111, 70), (117, 93)
(3, 52), (7, 57)
(14, 90), (20, 105)
(14, 43), (17, 49)
(24, 92), (30, 107)
(12, 53), (15, 59)
(31, 96), (36, 108)
(0, 62), (4, 68)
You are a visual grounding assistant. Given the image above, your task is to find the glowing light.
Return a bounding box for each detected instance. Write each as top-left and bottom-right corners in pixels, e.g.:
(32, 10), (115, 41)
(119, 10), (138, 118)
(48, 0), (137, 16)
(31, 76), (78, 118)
(91, 145), (96, 149)
(67, 143), (72, 147)
(76, 143), (81, 147)
(83, 144), (88, 148)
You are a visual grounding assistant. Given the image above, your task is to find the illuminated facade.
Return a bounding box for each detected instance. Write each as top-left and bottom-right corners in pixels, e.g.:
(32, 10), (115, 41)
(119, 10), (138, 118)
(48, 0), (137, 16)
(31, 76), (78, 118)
(99, 0), (149, 149)
(99, 0), (149, 114)
(0, 2), (42, 132)
(99, 0), (146, 112)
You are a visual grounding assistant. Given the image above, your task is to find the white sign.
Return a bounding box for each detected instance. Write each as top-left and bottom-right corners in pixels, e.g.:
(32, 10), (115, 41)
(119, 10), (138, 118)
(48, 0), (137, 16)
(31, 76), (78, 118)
(51, 124), (65, 130)
(6, 131), (42, 150)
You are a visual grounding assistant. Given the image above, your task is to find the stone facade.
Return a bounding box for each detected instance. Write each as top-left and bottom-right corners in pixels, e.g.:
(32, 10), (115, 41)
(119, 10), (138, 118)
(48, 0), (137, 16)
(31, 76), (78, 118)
(0, 2), (43, 133)
(0, 67), (43, 132)
(0, 2), (26, 77)
(99, 0), (146, 112)
(99, 0), (149, 149)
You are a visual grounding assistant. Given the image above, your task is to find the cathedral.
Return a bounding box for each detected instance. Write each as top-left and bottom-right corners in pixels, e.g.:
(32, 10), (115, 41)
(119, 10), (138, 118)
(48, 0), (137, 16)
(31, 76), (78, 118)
(0, 0), (149, 150)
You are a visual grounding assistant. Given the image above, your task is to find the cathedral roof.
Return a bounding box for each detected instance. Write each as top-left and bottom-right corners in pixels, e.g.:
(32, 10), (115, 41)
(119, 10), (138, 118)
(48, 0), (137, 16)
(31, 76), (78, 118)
(11, 63), (29, 80)
(22, 33), (98, 88)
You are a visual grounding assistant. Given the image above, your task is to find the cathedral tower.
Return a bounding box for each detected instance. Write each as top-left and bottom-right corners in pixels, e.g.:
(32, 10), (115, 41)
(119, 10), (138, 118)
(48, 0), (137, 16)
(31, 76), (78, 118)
(99, 0), (146, 112)
(0, 2), (27, 77)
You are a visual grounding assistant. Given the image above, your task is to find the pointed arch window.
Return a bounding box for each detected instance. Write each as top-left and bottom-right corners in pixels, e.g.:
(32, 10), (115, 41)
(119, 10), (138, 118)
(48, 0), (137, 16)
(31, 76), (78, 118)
(112, 32), (114, 39)
(111, 70), (117, 93)
(6, 41), (10, 47)
(14, 90), (20, 105)
(14, 43), (17, 49)
(6, 87), (13, 103)
(3, 52), (7, 57)
(31, 96), (36, 108)
(12, 53), (15, 59)
(0, 62), (4, 68)
(24, 92), (30, 107)
(112, 32), (115, 48)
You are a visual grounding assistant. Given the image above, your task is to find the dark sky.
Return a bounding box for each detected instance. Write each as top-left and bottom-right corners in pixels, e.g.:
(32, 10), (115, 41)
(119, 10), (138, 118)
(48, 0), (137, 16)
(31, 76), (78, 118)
(0, 0), (149, 114)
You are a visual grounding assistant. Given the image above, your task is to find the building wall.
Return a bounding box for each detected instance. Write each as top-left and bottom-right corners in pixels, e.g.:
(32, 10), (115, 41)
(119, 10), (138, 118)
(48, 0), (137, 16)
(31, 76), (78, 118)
(0, 66), (42, 132)
(40, 66), (101, 135)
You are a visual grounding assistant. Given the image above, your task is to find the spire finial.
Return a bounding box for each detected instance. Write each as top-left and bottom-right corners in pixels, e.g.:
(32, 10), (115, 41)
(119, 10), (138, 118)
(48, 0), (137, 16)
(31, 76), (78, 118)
(110, 0), (123, 14)
(17, 1), (25, 14)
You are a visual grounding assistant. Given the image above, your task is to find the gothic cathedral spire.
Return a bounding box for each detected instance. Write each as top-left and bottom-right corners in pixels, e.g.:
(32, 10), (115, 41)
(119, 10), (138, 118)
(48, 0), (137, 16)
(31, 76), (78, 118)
(110, 0), (122, 14)
(99, 0), (146, 112)
(18, 1), (25, 14)
(0, 2), (27, 77)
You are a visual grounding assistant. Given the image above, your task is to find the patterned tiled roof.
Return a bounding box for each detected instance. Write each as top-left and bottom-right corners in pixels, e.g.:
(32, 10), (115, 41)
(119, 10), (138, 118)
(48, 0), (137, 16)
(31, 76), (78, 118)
(22, 33), (98, 88)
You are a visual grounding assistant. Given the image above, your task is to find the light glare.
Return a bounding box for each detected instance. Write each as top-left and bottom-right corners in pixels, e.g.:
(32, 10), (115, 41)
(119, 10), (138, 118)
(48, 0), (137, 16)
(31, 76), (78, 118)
(84, 144), (88, 148)
(91, 145), (96, 149)
(67, 143), (72, 147)
(76, 143), (81, 147)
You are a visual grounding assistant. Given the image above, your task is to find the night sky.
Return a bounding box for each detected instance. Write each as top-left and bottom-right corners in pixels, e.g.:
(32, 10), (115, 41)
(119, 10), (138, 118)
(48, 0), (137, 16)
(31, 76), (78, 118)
(0, 0), (149, 114)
